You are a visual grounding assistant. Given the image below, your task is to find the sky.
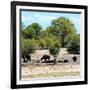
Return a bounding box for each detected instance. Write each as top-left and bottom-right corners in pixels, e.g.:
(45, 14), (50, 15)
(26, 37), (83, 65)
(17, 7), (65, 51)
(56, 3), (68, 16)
(21, 10), (81, 34)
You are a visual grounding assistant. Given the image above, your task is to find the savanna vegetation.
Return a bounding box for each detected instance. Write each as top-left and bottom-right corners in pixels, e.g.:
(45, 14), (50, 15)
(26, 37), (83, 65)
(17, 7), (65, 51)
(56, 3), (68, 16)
(21, 17), (80, 61)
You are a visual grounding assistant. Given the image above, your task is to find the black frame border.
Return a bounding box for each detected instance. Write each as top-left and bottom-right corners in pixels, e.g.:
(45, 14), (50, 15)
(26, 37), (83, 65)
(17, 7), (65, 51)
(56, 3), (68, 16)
(11, 1), (88, 89)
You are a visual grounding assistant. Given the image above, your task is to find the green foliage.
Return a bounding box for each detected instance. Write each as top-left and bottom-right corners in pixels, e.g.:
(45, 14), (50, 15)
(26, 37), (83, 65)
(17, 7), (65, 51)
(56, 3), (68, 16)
(39, 30), (48, 38)
(49, 40), (60, 57)
(38, 38), (46, 49)
(21, 16), (80, 57)
(72, 34), (80, 42)
(44, 36), (54, 48)
(22, 23), (42, 39)
(51, 17), (76, 47)
(67, 34), (80, 54)
(21, 39), (38, 56)
(67, 40), (80, 54)
(49, 46), (60, 57)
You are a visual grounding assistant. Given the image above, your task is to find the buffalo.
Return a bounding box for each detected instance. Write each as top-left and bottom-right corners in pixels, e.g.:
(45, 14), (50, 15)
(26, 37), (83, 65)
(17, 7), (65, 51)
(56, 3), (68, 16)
(72, 56), (77, 62)
(41, 55), (50, 62)
(41, 55), (56, 64)
(22, 54), (31, 63)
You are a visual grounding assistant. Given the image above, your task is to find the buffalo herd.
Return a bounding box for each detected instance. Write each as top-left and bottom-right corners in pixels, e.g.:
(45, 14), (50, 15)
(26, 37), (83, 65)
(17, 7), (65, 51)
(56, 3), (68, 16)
(22, 54), (78, 65)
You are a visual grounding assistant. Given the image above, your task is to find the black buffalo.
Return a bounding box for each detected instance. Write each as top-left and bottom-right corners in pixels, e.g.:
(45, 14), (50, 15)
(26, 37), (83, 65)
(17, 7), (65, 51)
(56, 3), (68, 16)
(22, 54), (31, 63)
(41, 55), (50, 61)
(63, 59), (68, 63)
(22, 55), (26, 62)
(41, 55), (56, 64)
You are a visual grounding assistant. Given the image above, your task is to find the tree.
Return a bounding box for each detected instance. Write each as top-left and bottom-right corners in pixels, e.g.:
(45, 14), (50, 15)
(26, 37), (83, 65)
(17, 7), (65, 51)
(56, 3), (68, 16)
(21, 39), (38, 62)
(22, 23), (42, 39)
(46, 26), (60, 38)
(67, 34), (80, 54)
(51, 17), (76, 47)
(38, 38), (46, 49)
(39, 29), (61, 49)
(44, 36), (54, 49)
(72, 34), (80, 42)
(49, 40), (60, 58)
(49, 41), (60, 64)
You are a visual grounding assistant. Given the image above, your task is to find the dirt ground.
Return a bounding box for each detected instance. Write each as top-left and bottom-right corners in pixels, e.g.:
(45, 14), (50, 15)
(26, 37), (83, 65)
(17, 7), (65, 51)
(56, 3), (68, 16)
(21, 48), (80, 80)
(21, 63), (80, 80)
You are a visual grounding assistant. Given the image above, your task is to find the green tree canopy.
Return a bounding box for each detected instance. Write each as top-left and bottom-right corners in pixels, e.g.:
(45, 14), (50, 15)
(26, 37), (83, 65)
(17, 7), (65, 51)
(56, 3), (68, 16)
(50, 17), (76, 47)
(67, 40), (80, 54)
(22, 23), (42, 39)
(21, 38), (39, 57)
(49, 41), (60, 57)
(21, 16), (80, 59)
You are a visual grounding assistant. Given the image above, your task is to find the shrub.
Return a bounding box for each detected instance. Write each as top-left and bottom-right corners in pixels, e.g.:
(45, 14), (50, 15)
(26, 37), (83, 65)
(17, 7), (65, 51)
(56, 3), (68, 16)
(67, 40), (80, 54)
(38, 39), (46, 49)
(49, 41), (60, 57)
(21, 39), (38, 57)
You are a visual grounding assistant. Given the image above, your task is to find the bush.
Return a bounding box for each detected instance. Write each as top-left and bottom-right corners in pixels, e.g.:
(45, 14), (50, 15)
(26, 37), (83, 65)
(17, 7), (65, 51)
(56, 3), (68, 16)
(67, 40), (80, 54)
(49, 41), (60, 57)
(21, 39), (38, 57)
(49, 47), (60, 57)
(38, 39), (46, 49)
